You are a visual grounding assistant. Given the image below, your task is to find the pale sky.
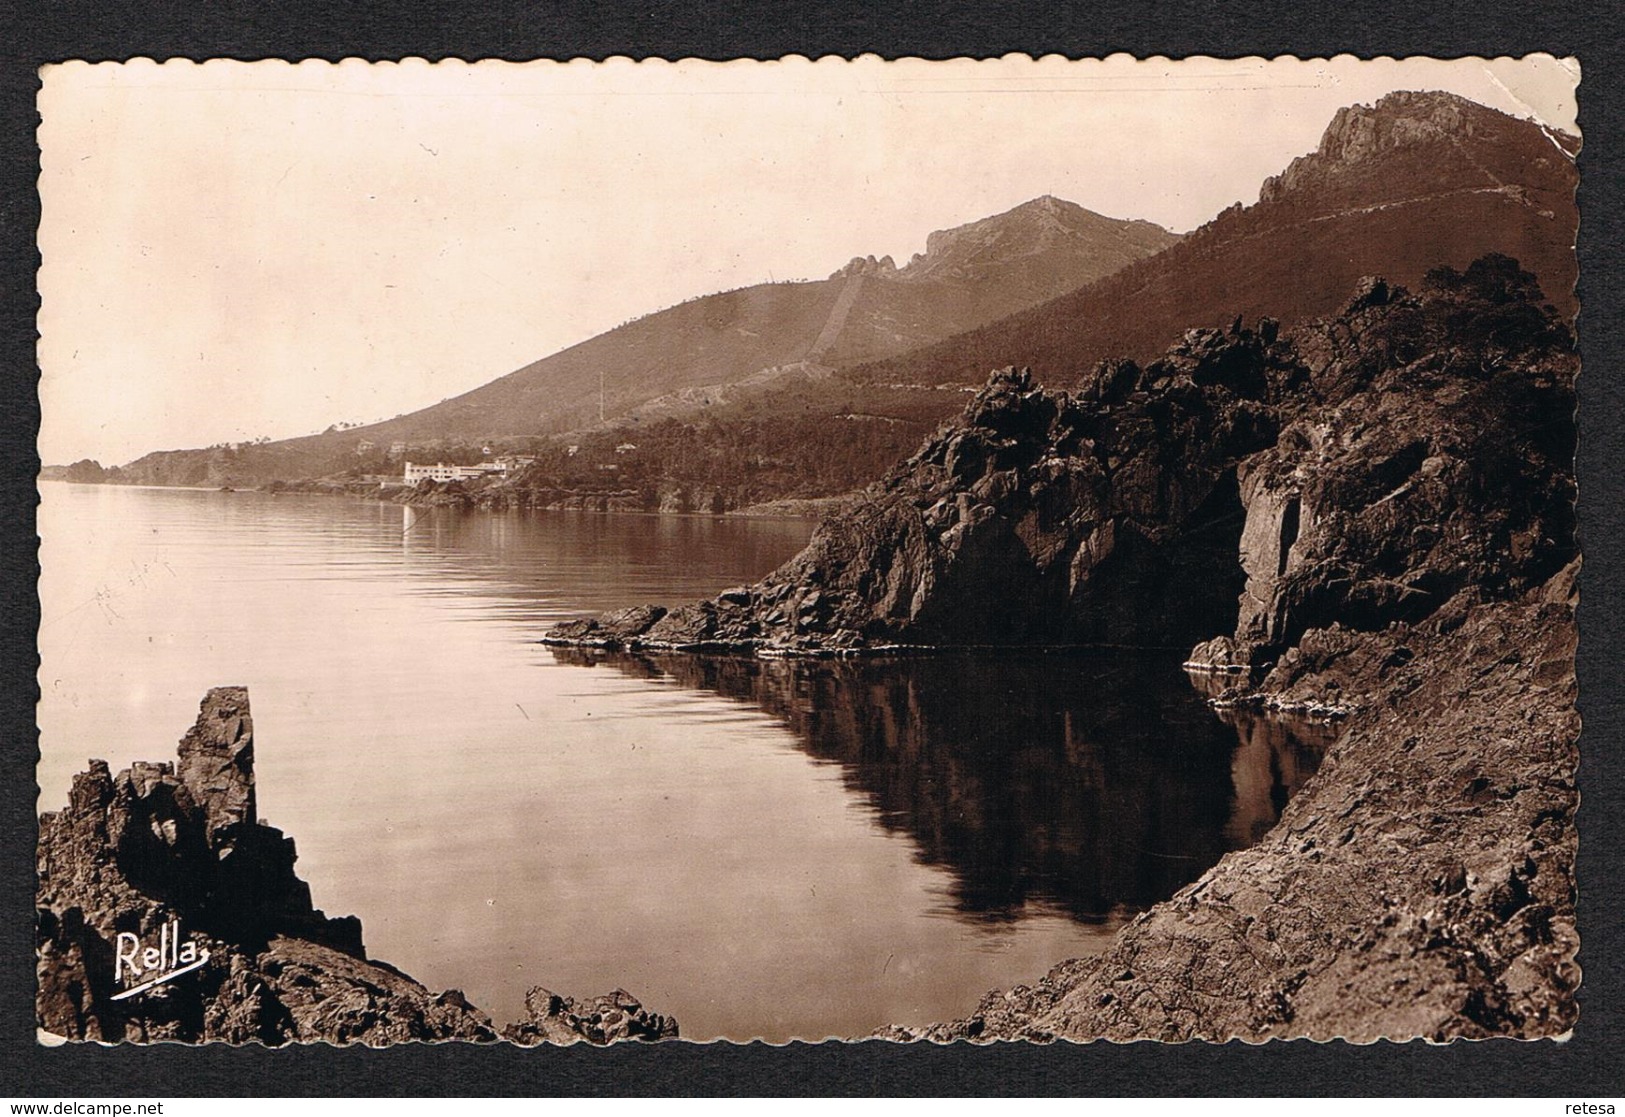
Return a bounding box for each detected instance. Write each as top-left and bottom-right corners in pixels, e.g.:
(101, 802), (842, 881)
(37, 55), (1579, 466)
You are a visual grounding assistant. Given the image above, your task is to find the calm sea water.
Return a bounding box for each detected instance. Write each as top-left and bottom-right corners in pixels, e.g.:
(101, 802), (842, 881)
(36, 482), (1326, 1042)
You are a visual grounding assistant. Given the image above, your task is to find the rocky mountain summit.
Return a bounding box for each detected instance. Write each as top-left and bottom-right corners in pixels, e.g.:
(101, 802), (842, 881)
(36, 688), (676, 1046)
(830, 195), (1180, 300)
(549, 256), (1580, 1040)
(1259, 90), (1577, 208)
(894, 194), (1177, 290)
(854, 91), (1577, 392)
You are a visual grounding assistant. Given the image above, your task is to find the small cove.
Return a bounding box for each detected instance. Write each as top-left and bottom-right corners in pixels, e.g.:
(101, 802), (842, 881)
(37, 482), (1331, 1041)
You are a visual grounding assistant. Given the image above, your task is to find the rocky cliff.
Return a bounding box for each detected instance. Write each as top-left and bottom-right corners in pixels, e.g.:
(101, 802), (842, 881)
(550, 255), (1580, 1040)
(36, 688), (675, 1046)
(1258, 90), (1578, 208)
(547, 256), (1575, 664)
(544, 330), (1283, 653)
(911, 260), (1580, 1042)
(1189, 259), (1576, 674)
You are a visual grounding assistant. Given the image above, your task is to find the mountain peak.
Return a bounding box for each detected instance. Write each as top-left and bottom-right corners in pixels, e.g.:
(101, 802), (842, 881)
(853, 87), (1575, 395)
(832, 254), (899, 279)
(882, 197), (1177, 285)
(1015, 193), (1070, 214)
(1260, 89), (1574, 206)
(1322, 90), (1505, 159)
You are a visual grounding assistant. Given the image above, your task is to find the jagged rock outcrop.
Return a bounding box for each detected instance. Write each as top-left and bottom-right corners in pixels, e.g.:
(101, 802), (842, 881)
(871, 261), (1579, 1042)
(37, 687), (499, 1044)
(832, 254), (899, 279)
(38, 687), (681, 1046)
(549, 256), (1574, 669)
(1196, 255), (1577, 673)
(504, 987), (679, 1046)
(175, 688), (257, 839)
(547, 325), (1289, 653)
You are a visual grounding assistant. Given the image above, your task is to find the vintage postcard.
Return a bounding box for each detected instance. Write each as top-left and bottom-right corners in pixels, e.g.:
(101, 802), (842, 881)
(35, 55), (1580, 1046)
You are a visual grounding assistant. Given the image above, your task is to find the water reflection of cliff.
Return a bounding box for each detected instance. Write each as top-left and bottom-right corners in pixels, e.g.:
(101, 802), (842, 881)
(551, 648), (1335, 924)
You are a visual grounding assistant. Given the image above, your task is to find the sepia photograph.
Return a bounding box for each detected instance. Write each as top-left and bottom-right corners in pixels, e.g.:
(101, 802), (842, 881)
(33, 54), (1582, 1049)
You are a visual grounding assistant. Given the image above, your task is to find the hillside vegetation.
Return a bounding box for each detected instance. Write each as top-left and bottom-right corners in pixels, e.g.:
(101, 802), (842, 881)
(109, 199), (1175, 488)
(849, 91), (1578, 389)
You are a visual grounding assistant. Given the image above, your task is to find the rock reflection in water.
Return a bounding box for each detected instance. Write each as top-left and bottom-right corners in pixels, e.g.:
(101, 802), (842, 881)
(1181, 666), (1340, 847)
(1213, 704), (1338, 847)
(550, 648), (1332, 925)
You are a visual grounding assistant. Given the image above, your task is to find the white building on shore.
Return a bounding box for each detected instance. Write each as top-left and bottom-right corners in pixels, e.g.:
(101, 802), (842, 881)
(403, 461), (498, 484)
(403, 456), (537, 485)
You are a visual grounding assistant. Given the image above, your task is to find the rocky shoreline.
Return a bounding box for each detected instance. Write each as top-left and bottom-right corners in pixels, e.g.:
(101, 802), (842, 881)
(545, 263), (1574, 660)
(43, 474), (845, 527)
(881, 577), (1578, 1042)
(544, 259), (1581, 1041)
(41, 259), (1580, 1045)
(36, 688), (678, 1046)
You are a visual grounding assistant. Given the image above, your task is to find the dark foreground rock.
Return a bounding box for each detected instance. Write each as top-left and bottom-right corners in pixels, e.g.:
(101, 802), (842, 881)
(36, 688), (675, 1046)
(36, 688), (497, 1045)
(878, 266), (1578, 1042)
(504, 987), (679, 1046)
